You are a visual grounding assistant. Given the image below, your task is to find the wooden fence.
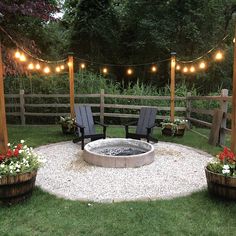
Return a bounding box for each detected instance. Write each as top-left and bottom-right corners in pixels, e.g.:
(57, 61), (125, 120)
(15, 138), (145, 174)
(5, 89), (232, 144)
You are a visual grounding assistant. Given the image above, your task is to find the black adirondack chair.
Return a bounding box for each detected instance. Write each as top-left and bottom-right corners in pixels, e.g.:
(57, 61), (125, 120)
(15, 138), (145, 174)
(125, 107), (158, 142)
(73, 105), (107, 150)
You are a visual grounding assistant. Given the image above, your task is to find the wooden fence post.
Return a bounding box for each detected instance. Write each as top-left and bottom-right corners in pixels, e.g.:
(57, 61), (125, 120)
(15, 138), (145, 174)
(170, 52), (176, 122)
(100, 89), (105, 124)
(0, 39), (8, 154)
(186, 92), (192, 128)
(219, 89), (228, 145)
(20, 89), (25, 125)
(68, 53), (75, 118)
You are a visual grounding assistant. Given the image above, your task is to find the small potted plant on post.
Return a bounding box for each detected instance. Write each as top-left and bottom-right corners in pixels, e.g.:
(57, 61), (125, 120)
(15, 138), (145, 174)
(205, 147), (236, 200)
(161, 118), (187, 136)
(0, 140), (43, 205)
(59, 116), (76, 134)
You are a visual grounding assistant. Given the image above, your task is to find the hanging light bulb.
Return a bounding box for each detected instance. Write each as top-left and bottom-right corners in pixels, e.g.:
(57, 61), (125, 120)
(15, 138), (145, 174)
(55, 66), (61, 73)
(28, 63), (34, 70)
(215, 51), (223, 61)
(67, 62), (72, 67)
(44, 67), (50, 74)
(80, 63), (85, 69)
(19, 54), (26, 62)
(60, 65), (65, 70)
(183, 66), (188, 73)
(199, 61), (206, 69)
(35, 63), (41, 70)
(127, 68), (133, 75)
(233, 38), (235, 43)
(176, 65), (181, 70)
(15, 50), (21, 59)
(190, 66), (195, 73)
(151, 65), (157, 72)
(102, 67), (108, 74)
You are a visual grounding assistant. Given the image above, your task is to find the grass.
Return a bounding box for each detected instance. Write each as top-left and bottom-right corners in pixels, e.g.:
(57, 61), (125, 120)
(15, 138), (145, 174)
(1, 125), (234, 236)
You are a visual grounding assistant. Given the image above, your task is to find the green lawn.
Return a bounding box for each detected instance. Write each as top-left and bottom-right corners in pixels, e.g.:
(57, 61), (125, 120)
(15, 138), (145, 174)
(1, 125), (235, 236)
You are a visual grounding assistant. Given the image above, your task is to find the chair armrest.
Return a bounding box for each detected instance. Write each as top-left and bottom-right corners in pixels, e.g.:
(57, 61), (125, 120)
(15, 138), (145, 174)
(95, 121), (108, 127)
(74, 122), (85, 129)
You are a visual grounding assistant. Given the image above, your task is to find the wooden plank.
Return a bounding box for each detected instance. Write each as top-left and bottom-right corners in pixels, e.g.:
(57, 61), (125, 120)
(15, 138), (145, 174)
(24, 112), (100, 117)
(219, 89), (228, 145)
(24, 103), (100, 108)
(208, 109), (224, 146)
(5, 94), (20, 98)
(104, 104), (186, 111)
(188, 96), (231, 102)
(0, 41), (8, 154)
(226, 113), (232, 120)
(104, 94), (185, 100)
(24, 94), (70, 98)
(6, 112), (21, 116)
(68, 54), (75, 117)
(100, 89), (104, 124)
(224, 127), (232, 134)
(188, 117), (212, 128)
(191, 108), (214, 116)
(5, 104), (20, 108)
(19, 90), (25, 125)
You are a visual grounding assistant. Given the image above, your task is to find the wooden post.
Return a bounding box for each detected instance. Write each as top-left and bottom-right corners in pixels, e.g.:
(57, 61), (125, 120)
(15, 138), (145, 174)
(219, 89), (228, 146)
(170, 52), (176, 122)
(0, 40), (8, 154)
(20, 89), (26, 125)
(231, 13), (236, 154)
(186, 92), (192, 128)
(100, 89), (105, 124)
(68, 53), (75, 118)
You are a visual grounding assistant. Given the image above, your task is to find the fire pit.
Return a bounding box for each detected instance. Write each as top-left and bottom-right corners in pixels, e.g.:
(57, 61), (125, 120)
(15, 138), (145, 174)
(82, 138), (155, 168)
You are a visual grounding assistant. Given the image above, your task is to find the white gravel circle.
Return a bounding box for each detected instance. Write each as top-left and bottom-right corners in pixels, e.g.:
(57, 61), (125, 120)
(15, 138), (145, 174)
(35, 141), (213, 203)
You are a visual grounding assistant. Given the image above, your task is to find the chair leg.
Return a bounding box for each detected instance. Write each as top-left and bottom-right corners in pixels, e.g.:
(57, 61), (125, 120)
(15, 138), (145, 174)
(81, 138), (84, 150)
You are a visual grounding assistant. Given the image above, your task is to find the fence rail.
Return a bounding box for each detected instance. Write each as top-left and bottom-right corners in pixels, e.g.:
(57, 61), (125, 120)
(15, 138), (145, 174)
(5, 89), (232, 144)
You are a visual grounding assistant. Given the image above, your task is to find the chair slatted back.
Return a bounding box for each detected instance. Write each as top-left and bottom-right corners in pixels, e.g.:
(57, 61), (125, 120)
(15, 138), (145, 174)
(74, 105), (96, 136)
(136, 107), (157, 135)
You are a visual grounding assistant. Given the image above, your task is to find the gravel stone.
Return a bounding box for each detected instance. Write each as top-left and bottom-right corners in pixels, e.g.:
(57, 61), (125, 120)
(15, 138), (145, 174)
(35, 141), (213, 203)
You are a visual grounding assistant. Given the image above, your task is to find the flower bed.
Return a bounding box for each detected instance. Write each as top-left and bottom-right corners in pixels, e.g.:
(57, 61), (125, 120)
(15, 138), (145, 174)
(161, 119), (187, 136)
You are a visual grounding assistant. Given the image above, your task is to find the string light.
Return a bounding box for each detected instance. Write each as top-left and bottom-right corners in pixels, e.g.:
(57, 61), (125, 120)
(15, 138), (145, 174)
(215, 51), (223, 61)
(28, 63), (34, 70)
(176, 65), (181, 70)
(55, 66), (61, 72)
(199, 61), (206, 69)
(35, 63), (41, 70)
(190, 66), (195, 73)
(80, 63), (85, 69)
(15, 50), (21, 59)
(233, 38), (235, 43)
(183, 67), (188, 73)
(102, 67), (108, 74)
(68, 62), (72, 67)
(19, 54), (26, 62)
(44, 67), (50, 74)
(127, 68), (133, 75)
(151, 65), (157, 72)
(60, 65), (65, 70)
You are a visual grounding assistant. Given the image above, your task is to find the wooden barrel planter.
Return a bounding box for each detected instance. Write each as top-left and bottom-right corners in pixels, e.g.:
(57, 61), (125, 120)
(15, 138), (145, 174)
(175, 124), (186, 137)
(162, 125), (175, 136)
(0, 171), (37, 205)
(205, 168), (236, 200)
(61, 125), (76, 134)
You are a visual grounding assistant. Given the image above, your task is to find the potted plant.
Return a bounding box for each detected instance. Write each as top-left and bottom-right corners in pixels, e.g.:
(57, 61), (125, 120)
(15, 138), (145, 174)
(0, 140), (43, 205)
(161, 118), (187, 136)
(205, 147), (236, 200)
(59, 116), (76, 134)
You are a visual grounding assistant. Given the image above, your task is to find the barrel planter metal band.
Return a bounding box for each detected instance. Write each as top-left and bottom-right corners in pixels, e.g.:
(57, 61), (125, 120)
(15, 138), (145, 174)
(0, 171), (37, 205)
(205, 168), (236, 200)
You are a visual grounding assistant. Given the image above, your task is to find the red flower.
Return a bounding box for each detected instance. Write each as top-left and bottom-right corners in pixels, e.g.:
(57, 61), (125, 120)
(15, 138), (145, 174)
(0, 154), (5, 161)
(17, 144), (23, 150)
(6, 149), (13, 158)
(14, 149), (19, 157)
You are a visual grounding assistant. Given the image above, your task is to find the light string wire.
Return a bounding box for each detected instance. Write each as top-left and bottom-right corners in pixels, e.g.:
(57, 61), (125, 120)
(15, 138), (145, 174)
(177, 34), (230, 64)
(0, 24), (232, 68)
(0, 25), (67, 64)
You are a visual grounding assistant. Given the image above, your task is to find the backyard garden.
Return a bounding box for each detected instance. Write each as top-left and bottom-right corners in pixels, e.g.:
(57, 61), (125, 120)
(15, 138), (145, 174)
(0, 1), (236, 236)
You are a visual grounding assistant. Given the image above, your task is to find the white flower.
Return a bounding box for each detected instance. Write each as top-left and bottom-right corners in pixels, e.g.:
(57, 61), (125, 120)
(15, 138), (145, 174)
(223, 165), (230, 170)
(20, 140), (25, 144)
(9, 166), (13, 170)
(222, 169), (230, 174)
(0, 164), (5, 168)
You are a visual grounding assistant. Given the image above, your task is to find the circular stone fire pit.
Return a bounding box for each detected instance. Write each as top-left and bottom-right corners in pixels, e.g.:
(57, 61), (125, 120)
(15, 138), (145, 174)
(83, 138), (155, 168)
